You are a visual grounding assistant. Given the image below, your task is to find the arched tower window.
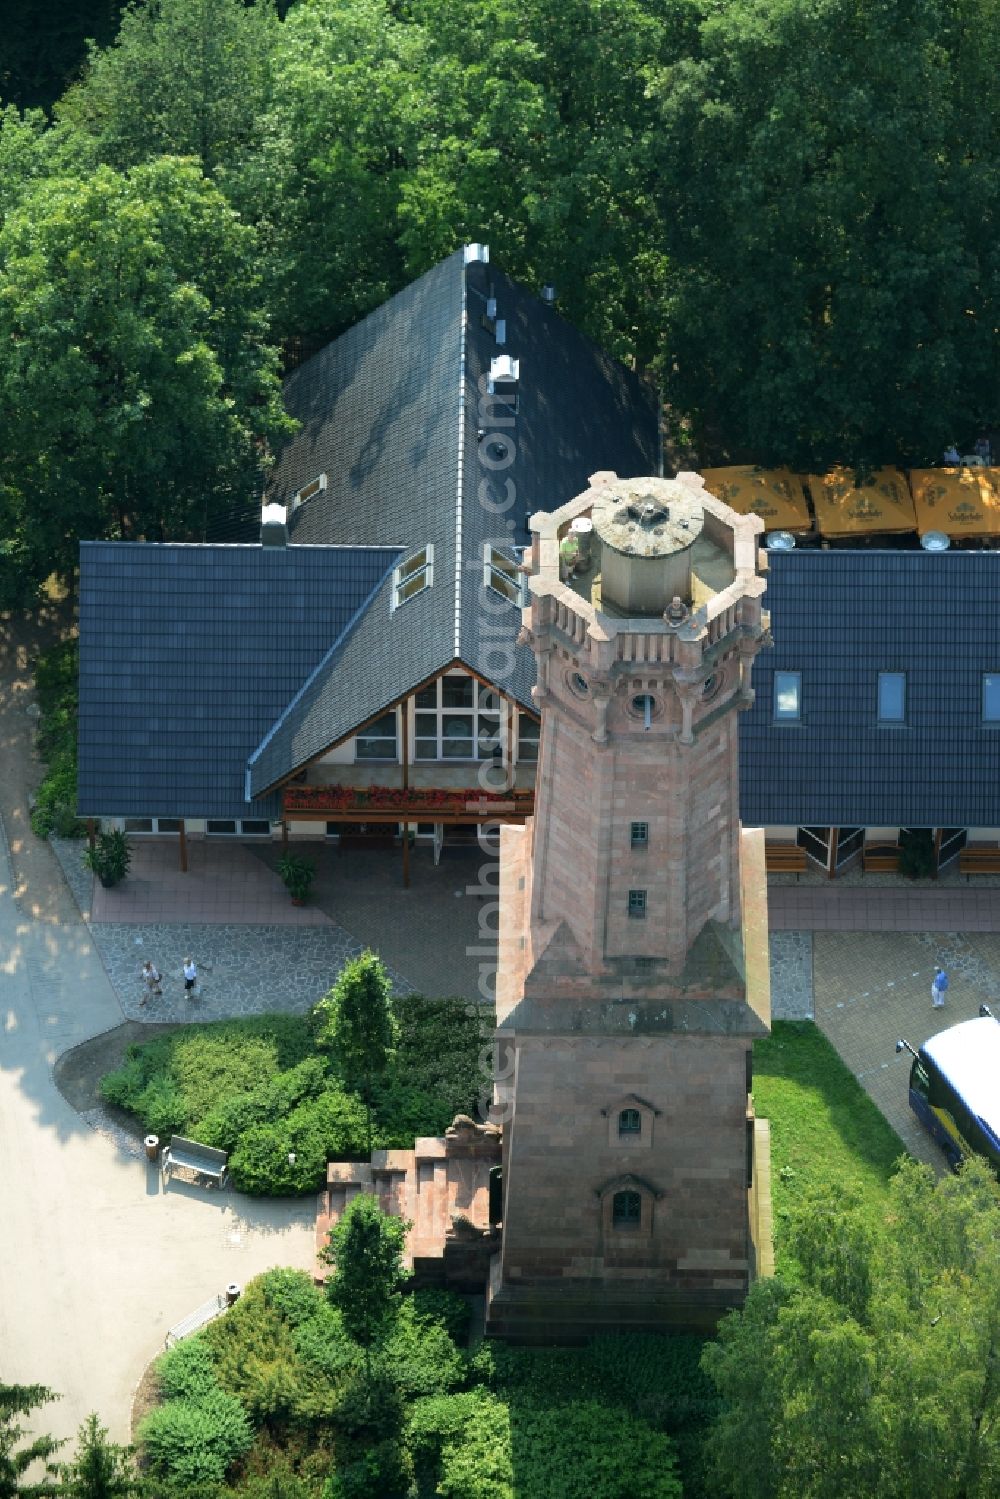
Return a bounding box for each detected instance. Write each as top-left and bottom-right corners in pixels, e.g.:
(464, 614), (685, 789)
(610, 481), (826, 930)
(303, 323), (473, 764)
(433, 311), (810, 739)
(618, 1108), (642, 1137)
(612, 1190), (642, 1229)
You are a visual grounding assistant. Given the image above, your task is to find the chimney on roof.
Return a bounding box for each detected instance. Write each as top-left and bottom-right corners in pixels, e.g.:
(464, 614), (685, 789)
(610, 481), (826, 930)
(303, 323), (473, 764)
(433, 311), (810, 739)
(260, 502), (288, 548)
(464, 243), (490, 264)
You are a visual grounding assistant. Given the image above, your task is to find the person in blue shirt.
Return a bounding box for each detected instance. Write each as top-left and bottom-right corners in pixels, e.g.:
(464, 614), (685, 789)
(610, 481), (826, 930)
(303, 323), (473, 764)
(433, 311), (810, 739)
(931, 966), (949, 1008)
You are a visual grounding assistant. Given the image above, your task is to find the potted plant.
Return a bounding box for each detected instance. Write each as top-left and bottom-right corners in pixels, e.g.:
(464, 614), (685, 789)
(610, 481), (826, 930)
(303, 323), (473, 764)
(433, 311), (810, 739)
(279, 852), (316, 905)
(83, 829), (132, 888)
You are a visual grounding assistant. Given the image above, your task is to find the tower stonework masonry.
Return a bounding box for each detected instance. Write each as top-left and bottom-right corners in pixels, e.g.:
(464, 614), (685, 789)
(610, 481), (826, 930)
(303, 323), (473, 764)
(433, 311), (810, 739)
(487, 471), (772, 1341)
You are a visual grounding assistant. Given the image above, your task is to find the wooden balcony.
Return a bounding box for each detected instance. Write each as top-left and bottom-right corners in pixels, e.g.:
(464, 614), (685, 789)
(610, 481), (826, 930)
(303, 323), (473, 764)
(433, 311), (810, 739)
(283, 778), (535, 824)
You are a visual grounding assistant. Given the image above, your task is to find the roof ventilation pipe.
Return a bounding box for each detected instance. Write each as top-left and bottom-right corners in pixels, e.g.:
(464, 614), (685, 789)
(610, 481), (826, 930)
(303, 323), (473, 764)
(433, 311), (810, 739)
(260, 503), (288, 548)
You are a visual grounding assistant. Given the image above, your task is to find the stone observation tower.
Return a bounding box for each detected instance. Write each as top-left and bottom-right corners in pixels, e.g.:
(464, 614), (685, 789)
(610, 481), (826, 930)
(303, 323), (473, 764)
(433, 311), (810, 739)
(487, 471), (772, 1340)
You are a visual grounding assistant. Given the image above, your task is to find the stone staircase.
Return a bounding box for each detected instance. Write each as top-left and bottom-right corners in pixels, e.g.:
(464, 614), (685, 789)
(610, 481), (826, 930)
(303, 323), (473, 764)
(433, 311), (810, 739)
(315, 1117), (501, 1289)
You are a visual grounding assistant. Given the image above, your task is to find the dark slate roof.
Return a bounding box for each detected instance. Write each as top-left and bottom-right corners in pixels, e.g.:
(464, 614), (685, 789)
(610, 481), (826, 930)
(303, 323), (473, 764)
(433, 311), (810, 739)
(77, 541), (398, 820)
(740, 550), (1000, 827)
(248, 248), (659, 796)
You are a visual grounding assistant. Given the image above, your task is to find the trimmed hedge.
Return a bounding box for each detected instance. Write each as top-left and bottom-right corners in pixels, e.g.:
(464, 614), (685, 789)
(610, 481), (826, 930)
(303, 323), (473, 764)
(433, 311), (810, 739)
(99, 999), (489, 1196)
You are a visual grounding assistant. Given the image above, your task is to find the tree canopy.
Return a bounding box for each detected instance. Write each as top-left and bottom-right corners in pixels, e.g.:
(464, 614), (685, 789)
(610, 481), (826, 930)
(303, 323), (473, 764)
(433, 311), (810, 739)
(0, 1382), (62, 1498)
(703, 1157), (1000, 1499)
(3, 0), (1000, 581)
(0, 154), (291, 593)
(322, 1192), (410, 1362)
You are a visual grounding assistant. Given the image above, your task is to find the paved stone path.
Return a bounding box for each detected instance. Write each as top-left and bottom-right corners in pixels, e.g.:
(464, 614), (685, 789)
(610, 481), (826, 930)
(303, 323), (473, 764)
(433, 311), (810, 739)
(769, 881), (1000, 932)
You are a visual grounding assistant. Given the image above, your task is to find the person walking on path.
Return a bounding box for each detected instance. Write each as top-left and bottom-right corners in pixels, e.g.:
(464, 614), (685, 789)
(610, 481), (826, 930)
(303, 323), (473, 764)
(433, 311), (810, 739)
(183, 956), (198, 998)
(932, 966), (949, 1009)
(140, 960), (162, 1006)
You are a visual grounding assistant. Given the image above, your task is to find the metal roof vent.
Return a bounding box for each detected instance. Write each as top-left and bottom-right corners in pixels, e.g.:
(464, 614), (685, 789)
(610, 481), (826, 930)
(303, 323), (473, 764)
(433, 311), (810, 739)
(490, 354), (518, 384)
(495, 318), (506, 346)
(921, 530), (951, 552)
(766, 531), (796, 551)
(486, 296), (497, 319)
(626, 498), (669, 528)
(260, 503), (288, 548)
(464, 242), (490, 264)
(541, 284), (557, 304)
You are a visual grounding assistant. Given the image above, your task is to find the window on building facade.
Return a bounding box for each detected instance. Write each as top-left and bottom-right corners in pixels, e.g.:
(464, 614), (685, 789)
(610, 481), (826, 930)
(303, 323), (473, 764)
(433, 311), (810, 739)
(612, 1189), (642, 1228)
(618, 1108), (641, 1136)
(878, 672), (906, 723)
(774, 670), (801, 721)
(355, 710), (398, 761)
(206, 819), (271, 836)
(627, 889), (647, 919)
(984, 674), (1000, 723)
(630, 821), (649, 848)
(517, 712), (540, 762)
(392, 546), (433, 608)
(483, 544), (527, 605)
(414, 675), (501, 760)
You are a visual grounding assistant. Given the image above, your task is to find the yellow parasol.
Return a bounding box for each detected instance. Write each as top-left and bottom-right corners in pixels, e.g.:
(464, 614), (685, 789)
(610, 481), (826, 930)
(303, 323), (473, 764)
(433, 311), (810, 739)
(909, 468), (1000, 538)
(700, 467), (811, 532)
(807, 467), (917, 538)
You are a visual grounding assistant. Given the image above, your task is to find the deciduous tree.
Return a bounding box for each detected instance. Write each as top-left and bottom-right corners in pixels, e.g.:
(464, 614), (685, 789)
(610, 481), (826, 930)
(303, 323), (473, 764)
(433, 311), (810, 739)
(322, 1193), (410, 1374)
(0, 156), (292, 592)
(702, 1158), (1000, 1498)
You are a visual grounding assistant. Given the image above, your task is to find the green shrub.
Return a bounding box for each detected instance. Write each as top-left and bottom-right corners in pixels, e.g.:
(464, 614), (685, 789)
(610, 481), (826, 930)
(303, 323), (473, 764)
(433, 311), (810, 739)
(408, 1391), (497, 1483)
(139, 1387), (252, 1485)
(385, 994), (489, 1118)
(291, 1305), (359, 1385)
(330, 1369), (404, 1439)
(434, 1393), (512, 1499)
(409, 1288), (471, 1347)
(323, 1438), (412, 1499)
(99, 1053), (149, 1112)
(131, 1072), (188, 1137)
(384, 1300), (466, 1399)
(228, 1088), (368, 1195)
(510, 1401), (681, 1499)
(259, 1268), (327, 1329)
(30, 751), (83, 838)
(586, 1334), (718, 1430)
(31, 639), (83, 839)
(155, 1336), (220, 1402)
(203, 1281), (320, 1425)
(197, 1057), (331, 1153)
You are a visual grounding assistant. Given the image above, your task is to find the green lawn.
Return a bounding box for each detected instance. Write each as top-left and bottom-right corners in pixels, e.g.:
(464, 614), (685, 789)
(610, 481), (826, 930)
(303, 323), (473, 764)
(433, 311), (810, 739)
(753, 1020), (908, 1267)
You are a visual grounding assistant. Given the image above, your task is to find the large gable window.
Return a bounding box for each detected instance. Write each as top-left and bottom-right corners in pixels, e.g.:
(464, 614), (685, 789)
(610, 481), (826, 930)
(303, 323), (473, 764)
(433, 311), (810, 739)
(484, 544), (527, 605)
(414, 674), (501, 761)
(392, 546), (434, 608)
(356, 710), (398, 761)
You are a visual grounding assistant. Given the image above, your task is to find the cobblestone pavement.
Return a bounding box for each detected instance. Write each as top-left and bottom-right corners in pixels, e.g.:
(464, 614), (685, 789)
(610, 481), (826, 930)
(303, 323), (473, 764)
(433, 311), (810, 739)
(52, 839), (415, 1022)
(810, 930), (1000, 1173)
(769, 930), (814, 1019)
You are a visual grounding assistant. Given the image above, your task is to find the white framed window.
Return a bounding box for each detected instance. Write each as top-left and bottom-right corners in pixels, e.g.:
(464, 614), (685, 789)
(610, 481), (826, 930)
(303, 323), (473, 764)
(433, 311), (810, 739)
(517, 711), (540, 763)
(355, 710), (399, 762)
(292, 473), (327, 509)
(413, 673), (502, 761)
(392, 546), (434, 608)
(484, 544), (526, 605)
(877, 672), (906, 724)
(774, 671), (801, 722)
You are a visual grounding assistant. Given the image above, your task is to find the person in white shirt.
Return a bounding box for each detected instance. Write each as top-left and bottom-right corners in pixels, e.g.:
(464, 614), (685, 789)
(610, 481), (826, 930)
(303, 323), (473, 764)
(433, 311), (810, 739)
(183, 957), (198, 997)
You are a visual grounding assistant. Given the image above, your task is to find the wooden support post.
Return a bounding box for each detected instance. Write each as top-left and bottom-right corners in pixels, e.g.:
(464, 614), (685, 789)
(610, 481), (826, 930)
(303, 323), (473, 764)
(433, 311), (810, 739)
(402, 822), (410, 888)
(86, 818), (96, 851)
(281, 820), (288, 848)
(178, 819), (188, 873)
(401, 698), (409, 790)
(828, 827), (839, 879)
(933, 827), (943, 880)
(507, 701), (515, 785)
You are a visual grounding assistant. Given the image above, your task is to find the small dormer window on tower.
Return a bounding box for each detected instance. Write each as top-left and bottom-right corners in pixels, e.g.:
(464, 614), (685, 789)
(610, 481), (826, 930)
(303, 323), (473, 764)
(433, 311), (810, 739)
(392, 545), (434, 609)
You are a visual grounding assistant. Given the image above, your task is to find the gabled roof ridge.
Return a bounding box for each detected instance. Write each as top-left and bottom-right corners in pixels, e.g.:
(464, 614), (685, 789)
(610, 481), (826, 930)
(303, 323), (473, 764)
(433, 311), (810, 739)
(453, 267), (470, 658)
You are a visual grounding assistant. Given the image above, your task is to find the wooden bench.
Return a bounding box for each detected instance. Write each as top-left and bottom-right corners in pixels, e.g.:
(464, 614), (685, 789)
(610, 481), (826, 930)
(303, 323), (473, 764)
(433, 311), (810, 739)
(862, 842), (900, 874)
(959, 844), (1000, 878)
(764, 842), (808, 875)
(162, 1136), (229, 1189)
